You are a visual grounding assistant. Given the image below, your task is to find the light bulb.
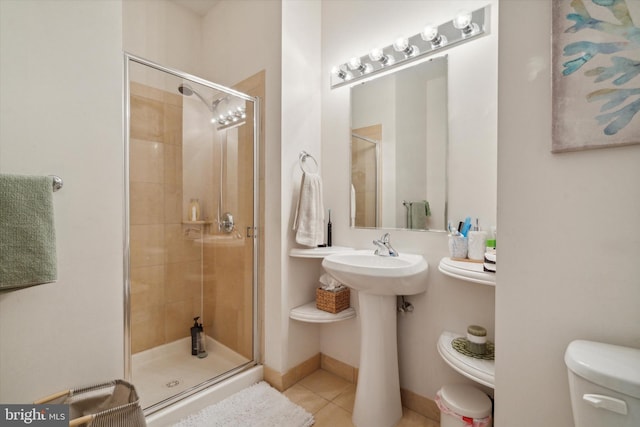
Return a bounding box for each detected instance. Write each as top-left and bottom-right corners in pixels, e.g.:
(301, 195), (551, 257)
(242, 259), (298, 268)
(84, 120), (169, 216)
(348, 57), (361, 70)
(393, 37), (409, 52)
(421, 25), (447, 48)
(331, 65), (351, 80)
(393, 36), (419, 57)
(369, 48), (394, 66)
(347, 56), (373, 74)
(453, 12), (472, 29)
(369, 48), (384, 62)
(421, 26), (438, 42)
(453, 11), (479, 37)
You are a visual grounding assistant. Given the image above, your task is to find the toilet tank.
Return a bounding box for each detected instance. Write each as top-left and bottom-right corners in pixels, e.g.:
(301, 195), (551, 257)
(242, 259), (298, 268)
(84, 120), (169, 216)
(565, 340), (640, 427)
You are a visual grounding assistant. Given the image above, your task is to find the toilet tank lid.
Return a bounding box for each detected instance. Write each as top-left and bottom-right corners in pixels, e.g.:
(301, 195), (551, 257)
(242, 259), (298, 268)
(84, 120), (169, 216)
(565, 340), (640, 399)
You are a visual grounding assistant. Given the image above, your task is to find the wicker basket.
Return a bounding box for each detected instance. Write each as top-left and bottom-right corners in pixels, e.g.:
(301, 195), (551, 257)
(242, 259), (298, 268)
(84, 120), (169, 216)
(316, 286), (350, 313)
(33, 380), (146, 427)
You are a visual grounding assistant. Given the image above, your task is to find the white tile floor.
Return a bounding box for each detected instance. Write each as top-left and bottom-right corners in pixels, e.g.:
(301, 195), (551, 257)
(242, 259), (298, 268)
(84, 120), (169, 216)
(132, 336), (249, 408)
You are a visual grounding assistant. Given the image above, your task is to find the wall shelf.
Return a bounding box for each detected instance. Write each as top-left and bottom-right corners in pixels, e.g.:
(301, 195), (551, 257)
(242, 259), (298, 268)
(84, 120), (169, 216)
(289, 246), (353, 259)
(289, 245), (356, 323)
(290, 302), (356, 323)
(437, 330), (494, 389)
(438, 257), (495, 286)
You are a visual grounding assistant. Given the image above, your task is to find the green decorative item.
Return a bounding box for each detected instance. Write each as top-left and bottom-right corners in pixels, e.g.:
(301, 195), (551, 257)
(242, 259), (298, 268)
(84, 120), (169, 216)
(452, 337), (495, 361)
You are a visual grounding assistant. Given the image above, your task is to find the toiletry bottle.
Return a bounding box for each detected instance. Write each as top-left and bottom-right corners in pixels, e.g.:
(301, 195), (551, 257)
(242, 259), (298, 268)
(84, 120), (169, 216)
(327, 209), (332, 247)
(191, 317), (200, 356)
(197, 322), (207, 358)
(486, 239), (496, 255)
(188, 199), (200, 222)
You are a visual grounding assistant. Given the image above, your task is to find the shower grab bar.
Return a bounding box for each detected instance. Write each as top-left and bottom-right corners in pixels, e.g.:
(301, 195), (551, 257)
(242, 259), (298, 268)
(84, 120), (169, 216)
(298, 151), (319, 174)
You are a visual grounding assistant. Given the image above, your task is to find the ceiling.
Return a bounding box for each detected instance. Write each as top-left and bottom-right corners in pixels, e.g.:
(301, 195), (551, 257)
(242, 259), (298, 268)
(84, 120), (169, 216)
(171, 0), (220, 16)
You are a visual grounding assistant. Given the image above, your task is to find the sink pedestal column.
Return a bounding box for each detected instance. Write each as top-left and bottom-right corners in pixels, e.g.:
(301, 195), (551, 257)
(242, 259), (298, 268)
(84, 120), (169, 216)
(352, 293), (402, 427)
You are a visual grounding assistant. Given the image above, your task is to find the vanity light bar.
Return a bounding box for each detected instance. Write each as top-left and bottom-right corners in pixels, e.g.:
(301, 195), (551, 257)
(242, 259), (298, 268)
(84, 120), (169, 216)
(330, 6), (488, 89)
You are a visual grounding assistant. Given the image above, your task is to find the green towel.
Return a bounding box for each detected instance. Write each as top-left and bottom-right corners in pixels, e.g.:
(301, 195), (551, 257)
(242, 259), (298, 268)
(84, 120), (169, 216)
(0, 174), (57, 291)
(422, 200), (431, 217)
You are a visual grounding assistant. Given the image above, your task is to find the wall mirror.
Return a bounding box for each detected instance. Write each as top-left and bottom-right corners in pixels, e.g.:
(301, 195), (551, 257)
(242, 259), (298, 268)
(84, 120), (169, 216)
(350, 56), (447, 231)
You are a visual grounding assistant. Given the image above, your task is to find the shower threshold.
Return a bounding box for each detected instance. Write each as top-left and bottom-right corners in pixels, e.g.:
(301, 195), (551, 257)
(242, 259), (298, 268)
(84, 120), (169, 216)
(132, 336), (250, 409)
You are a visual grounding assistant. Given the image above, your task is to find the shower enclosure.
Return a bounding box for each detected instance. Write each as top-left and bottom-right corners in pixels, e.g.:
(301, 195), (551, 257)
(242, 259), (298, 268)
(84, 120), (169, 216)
(124, 54), (259, 413)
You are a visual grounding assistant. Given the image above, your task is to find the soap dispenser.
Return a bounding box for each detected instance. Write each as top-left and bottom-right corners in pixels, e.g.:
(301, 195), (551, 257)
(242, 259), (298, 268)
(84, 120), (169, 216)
(191, 317), (201, 356)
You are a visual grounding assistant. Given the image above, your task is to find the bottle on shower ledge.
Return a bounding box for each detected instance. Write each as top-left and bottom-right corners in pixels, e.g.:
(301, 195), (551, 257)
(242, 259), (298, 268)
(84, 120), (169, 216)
(188, 198), (201, 222)
(191, 317), (201, 356)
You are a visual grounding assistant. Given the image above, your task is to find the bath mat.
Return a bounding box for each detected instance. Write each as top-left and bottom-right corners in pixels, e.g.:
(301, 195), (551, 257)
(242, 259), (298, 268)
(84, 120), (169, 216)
(173, 381), (314, 427)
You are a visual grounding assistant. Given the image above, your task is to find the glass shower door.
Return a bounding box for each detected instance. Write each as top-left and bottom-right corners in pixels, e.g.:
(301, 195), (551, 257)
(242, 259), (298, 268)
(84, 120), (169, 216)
(125, 54), (258, 411)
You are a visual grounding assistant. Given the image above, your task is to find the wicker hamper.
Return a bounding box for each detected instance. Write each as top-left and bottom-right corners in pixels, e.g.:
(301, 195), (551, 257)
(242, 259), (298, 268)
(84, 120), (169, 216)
(316, 286), (350, 313)
(34, 380), (146, 427)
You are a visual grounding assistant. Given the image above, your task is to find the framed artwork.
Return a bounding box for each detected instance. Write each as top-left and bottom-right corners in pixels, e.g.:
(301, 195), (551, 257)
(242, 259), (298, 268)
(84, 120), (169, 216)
(552, 0), (640, 152)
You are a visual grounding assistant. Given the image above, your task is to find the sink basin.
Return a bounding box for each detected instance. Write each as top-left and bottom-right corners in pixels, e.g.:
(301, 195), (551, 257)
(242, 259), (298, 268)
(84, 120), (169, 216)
(322, 250), (428, 295)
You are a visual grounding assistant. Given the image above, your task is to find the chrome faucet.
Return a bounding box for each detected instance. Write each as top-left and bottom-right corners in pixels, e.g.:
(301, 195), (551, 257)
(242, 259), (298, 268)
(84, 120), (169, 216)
(373, 233), (398, 257)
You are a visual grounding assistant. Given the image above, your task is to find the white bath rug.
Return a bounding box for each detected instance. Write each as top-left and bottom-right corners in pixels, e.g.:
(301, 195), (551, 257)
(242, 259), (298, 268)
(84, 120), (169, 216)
(172, 381), (314, 427)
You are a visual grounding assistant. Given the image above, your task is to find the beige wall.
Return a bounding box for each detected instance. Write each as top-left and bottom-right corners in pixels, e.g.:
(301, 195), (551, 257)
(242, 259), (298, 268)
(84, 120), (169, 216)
(321, 0), (498, 402)
(201, 0), (284, 371)
(0, 0), (124, 402)
(495, 2), (640, 425)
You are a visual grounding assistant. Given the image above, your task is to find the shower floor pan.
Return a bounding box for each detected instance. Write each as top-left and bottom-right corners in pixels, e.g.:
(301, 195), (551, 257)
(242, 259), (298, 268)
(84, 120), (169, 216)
(132, 336), (250, 409)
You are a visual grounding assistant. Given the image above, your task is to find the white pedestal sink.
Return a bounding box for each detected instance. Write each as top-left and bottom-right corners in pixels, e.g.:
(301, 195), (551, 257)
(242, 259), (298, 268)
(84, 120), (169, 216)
(322, 250), (429, 427)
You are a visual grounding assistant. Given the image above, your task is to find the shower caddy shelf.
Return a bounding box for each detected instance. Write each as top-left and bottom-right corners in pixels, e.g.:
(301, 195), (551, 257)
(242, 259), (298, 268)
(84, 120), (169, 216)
(289, 246), (356, 323)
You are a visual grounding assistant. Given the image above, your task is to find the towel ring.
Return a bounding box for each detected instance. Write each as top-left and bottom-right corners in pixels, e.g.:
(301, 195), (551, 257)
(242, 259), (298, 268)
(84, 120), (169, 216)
(299, 151), (319, 174)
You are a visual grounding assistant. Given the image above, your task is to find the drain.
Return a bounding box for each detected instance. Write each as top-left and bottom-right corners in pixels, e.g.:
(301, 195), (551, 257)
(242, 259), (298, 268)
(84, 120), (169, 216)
(166, 380), (180, 388)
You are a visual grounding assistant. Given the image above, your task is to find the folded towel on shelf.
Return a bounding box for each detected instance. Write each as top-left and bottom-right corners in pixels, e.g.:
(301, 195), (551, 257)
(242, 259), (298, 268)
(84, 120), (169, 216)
(483, 251), (496, 273)
(293, 172), (324, 247)
(0, 174), (58, 291)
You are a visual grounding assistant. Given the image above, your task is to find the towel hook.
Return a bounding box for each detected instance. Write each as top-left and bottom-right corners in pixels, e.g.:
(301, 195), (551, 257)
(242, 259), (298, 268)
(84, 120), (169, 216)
(50, 175), (63, 192)
(298, 151), (319, 174)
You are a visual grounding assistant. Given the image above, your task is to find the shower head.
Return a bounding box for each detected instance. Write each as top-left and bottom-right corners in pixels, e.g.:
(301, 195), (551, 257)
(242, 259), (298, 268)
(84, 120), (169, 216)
(178, 83), (194, 96)
(177, 83), (215, 112)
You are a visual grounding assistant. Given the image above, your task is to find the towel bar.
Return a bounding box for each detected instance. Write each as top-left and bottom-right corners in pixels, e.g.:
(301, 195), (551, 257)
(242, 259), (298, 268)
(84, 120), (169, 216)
(50, 175), (63, 192)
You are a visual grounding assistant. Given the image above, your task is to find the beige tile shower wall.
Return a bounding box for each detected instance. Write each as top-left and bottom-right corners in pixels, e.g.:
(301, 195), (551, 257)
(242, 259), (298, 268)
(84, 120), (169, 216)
(202, 103), (255, 361)
(202, 72), (264, 362)
(129, 82), (202, 354)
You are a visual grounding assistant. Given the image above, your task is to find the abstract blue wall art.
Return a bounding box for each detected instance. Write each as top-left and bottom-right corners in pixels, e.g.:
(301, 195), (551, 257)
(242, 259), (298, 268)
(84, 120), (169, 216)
(552, 0), (640, 152)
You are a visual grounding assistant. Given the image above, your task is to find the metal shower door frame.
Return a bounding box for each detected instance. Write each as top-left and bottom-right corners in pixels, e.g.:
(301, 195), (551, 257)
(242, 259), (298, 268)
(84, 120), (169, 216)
(122, 52), (260, 412)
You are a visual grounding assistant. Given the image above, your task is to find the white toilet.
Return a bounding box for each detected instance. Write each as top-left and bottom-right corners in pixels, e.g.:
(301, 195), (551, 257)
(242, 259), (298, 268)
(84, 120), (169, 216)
(565, 340), (640, 427)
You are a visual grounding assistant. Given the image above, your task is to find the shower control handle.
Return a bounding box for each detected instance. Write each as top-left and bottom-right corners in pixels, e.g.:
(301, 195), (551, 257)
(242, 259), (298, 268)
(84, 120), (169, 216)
(221, 212), (234, 233)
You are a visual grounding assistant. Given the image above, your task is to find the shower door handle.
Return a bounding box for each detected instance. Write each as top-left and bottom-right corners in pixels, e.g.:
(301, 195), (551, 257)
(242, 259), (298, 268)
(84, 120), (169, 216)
(246, 226), (257, 238)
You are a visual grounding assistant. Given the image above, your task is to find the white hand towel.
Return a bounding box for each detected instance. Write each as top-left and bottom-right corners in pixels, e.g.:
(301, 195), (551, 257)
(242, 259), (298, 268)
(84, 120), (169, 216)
(293, 172), (324, 247)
